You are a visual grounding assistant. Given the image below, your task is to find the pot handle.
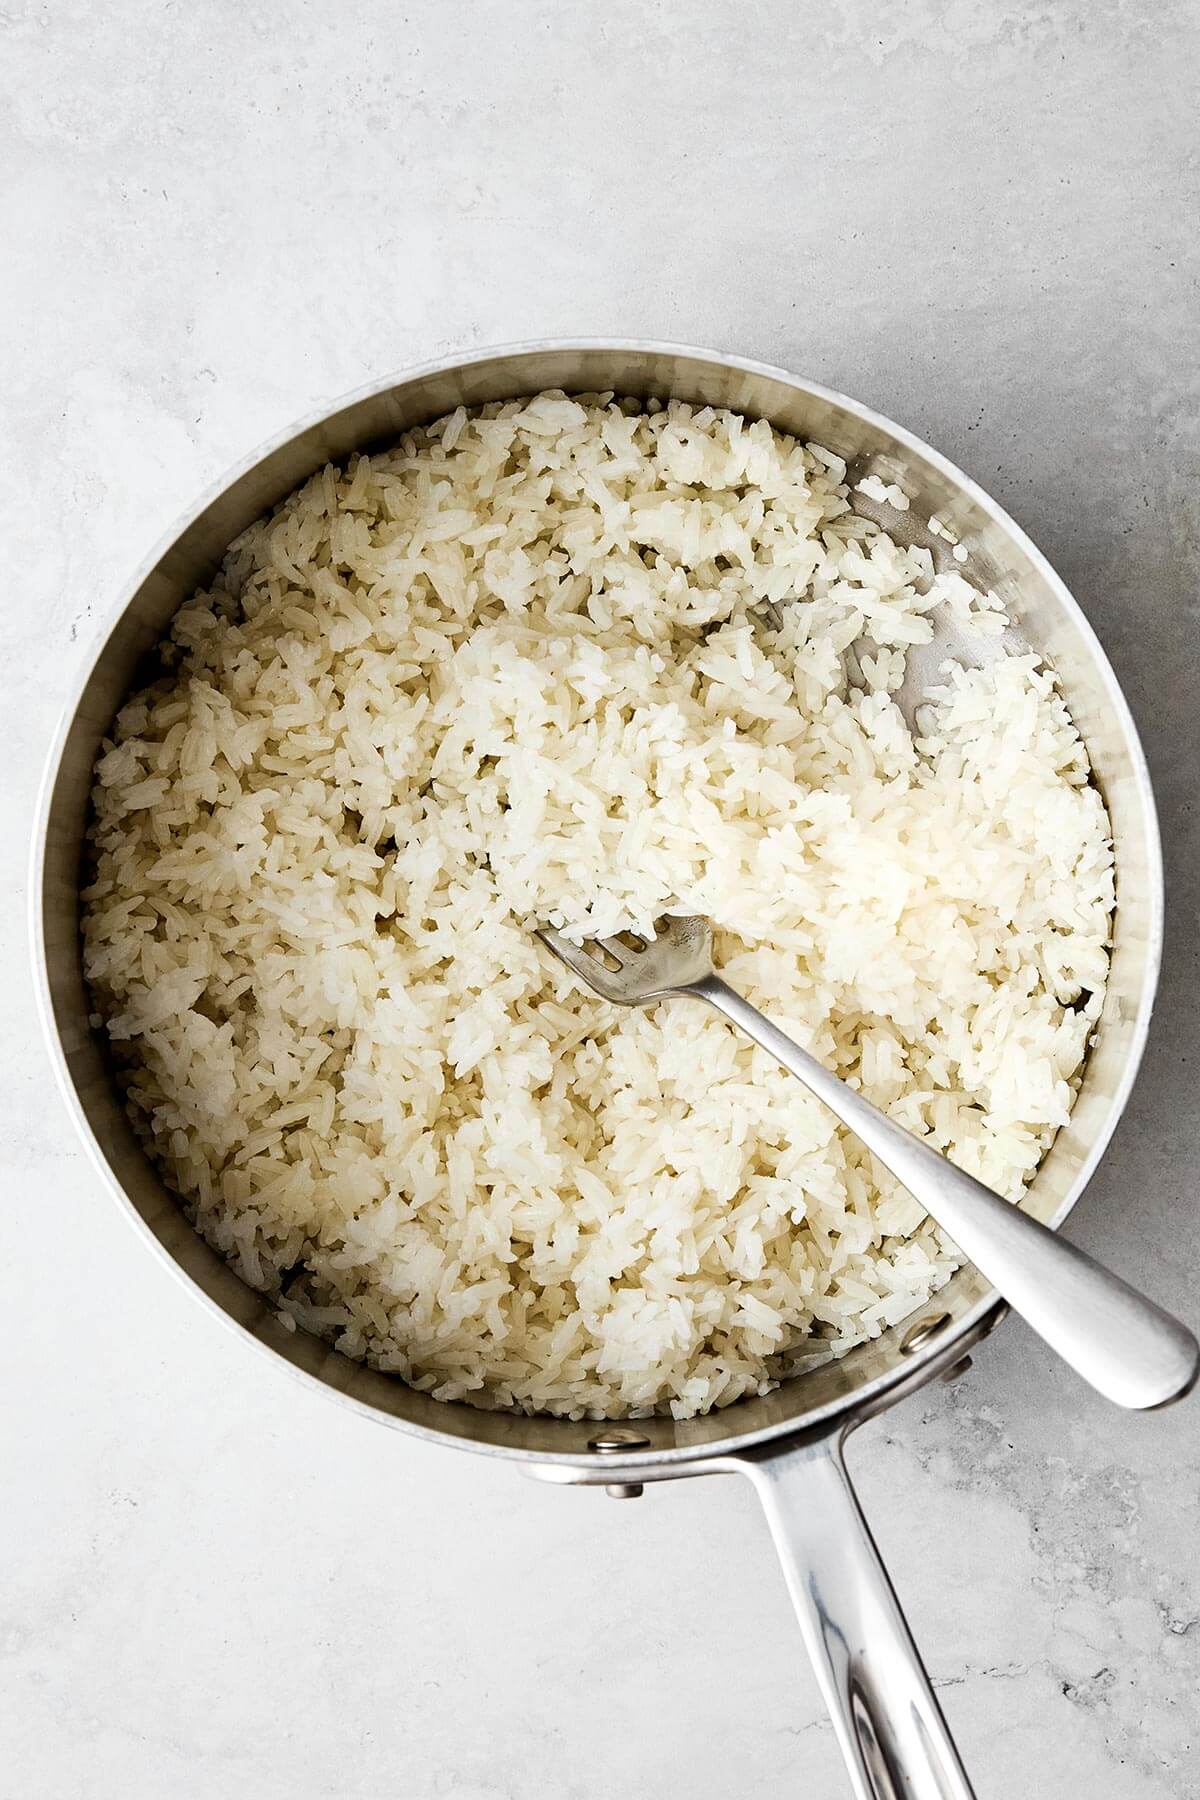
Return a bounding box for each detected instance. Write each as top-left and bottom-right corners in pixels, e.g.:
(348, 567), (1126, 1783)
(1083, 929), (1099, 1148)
(733, 1431), (975, 1800)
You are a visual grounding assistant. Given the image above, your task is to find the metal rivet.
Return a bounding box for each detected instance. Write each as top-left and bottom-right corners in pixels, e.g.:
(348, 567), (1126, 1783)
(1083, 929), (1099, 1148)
(605, 1483), (645, 1500)
(940, 1355), (973, 1384)
(588, 1428), (651, 1453)
(900, 1311), (952, 1354)
(980, 1301), (1011, 1339)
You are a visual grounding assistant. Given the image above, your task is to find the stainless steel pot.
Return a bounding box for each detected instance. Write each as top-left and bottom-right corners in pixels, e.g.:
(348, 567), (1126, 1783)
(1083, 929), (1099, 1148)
(33, 342), (1164, 1800)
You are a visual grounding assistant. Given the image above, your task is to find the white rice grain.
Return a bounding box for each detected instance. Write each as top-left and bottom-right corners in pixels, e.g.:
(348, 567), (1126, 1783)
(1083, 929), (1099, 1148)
(82, 394), (1114, 1420)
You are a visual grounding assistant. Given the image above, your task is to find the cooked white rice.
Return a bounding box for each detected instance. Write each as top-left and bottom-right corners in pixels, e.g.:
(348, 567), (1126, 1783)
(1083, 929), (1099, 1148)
(82, 393), (1114, 1420)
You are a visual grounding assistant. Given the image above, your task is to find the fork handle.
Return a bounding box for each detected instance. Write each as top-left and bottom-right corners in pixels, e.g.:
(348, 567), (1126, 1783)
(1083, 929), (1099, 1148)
(695, 975), (1198, 1410)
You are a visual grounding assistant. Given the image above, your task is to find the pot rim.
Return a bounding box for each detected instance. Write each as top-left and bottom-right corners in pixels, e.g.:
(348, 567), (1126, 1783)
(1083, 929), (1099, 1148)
(30, 337), (1165, 1468)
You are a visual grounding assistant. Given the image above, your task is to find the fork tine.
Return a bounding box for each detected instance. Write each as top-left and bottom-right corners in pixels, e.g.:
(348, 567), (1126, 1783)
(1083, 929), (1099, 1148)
(535, 926), (618, 994)
(536, 913), (712, 1008)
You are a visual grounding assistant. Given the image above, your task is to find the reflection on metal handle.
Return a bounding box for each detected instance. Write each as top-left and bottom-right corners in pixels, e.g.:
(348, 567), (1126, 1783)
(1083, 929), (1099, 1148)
(737, 1434), (975, 1800)
(700, 977), (1199, 1412)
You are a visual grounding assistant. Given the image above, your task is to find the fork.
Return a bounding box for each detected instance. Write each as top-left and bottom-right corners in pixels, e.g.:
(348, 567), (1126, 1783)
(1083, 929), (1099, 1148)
(536, 914), (1198, 1410)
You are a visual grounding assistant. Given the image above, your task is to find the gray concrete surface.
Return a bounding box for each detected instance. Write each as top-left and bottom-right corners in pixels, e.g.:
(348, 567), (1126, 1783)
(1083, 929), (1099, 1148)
(2, 2), (1198, 1795)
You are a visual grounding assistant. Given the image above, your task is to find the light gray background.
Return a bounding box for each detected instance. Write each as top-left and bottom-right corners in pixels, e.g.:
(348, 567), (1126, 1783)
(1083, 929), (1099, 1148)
(3, 3), (1198, 1796)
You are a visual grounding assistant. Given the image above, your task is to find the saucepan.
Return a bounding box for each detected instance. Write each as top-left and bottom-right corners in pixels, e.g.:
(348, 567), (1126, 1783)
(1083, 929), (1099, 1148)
(32, 342), (1180, 1799)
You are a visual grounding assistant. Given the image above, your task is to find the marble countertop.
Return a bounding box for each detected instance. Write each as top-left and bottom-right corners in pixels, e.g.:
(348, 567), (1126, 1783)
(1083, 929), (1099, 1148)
(3, 3), (1198, 1795)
